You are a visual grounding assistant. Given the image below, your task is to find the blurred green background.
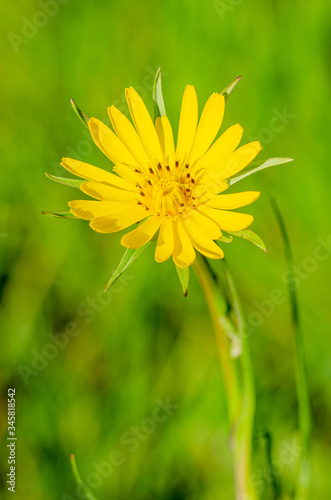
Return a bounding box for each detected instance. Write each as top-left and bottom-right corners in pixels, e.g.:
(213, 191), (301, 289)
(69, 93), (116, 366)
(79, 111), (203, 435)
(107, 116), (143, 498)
(1, 0), (331, 498)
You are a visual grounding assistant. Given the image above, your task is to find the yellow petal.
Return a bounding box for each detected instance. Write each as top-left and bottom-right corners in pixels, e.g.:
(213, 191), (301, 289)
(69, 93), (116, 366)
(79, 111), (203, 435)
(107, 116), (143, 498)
(69, 200), (137, 220)
(121, 216), (161, 249)
(199, 206), (254, 232)
(194, 124), (243, 172)
(176, 85), (198, 159)
(188, 209), (222, 239)
(183, 217), (224, 260)
(90, 209), (148, 234)
(172, 220), (196, 268)
(61, 157), (136, 191)
(155, 218), (174, 263)
(88, 118), (137, 166)
(206, 191), (260, 209)
(189, 93), (225, 165)
(195, 173), (229, 198)
(212, 141), (262, 178)
(161, 116), (175, 160)
(125, 87), (163, 163)
(113, 164), (143, 184)
(108, 105), (150, 172)
(155, 117), (165, 156)
(80, 181), (138, 201)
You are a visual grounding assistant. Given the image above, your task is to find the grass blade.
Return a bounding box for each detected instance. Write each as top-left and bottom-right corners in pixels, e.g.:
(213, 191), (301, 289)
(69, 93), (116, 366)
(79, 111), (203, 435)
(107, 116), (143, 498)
(271, 198), (312, 499)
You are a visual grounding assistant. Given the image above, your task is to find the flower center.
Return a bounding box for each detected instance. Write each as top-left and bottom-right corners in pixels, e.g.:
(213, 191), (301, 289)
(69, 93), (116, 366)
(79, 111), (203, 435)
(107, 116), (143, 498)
(136, 159), (197, 219)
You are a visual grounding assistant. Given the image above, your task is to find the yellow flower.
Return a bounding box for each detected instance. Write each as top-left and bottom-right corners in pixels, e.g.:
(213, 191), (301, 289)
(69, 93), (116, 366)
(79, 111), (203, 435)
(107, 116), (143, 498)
(62, 85), (261, 268)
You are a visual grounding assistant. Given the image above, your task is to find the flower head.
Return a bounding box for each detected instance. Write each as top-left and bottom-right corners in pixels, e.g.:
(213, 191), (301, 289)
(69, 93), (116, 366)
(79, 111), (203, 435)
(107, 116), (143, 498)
(61, 85), (262, 268)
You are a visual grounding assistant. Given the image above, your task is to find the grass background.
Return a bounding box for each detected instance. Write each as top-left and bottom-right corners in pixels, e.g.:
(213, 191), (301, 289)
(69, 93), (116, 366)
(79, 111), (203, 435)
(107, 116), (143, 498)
(1, 0), (331, 498)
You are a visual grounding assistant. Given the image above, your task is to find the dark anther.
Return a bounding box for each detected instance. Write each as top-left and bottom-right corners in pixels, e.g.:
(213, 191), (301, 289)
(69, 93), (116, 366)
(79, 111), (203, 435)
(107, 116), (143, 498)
(166, 165), (170, 171)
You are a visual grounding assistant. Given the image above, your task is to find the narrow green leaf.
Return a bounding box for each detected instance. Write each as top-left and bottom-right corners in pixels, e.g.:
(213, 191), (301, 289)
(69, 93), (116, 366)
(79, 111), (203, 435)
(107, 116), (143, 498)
(70, 98), (90, 129)
(45, 172), (83, 189)
(104, 241), (153, 292)
(229, 157), (294, 186)
(228, 229), (267, 253)
(42, 210), (79, 220)
(175, 266), (189, 297)
(70, 455), (98, 500)
(271, 199), (312, 499)
(221, 76), (241, 101)
(256, 431), (282, 499)
(153, 67), (166, 119)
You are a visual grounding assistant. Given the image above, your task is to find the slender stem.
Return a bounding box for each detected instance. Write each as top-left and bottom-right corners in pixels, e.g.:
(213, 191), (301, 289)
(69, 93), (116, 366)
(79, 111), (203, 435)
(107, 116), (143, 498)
(271, 199), (312, 499)
(193, 256), (241, 423)
(223, 260), (257, 500)
(193, 255), (257, 500)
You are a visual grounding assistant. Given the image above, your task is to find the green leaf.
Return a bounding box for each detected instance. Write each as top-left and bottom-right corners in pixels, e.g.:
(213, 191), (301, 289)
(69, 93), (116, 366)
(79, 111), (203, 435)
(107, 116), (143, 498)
(175, 266), (189, 297)
(221, 76), (241, 101)
(228, 229), (267, 253)
(42, 210), (79, 220)
(153, 67), (166, 119)
(104, 241), (154, 292)
(45, 172), (83, 189)
(229, 157), (294, 186)
(70, 98), (90, 129)
(70, 455), (98, 500)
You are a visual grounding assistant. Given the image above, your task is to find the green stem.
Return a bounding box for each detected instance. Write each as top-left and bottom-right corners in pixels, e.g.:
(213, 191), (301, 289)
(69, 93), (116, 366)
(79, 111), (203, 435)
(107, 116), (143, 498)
(193, 256), (241, 423)
(271, 199), (312, 500)
(193, 255), (257, 500)
(223, 260), (257, 500)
